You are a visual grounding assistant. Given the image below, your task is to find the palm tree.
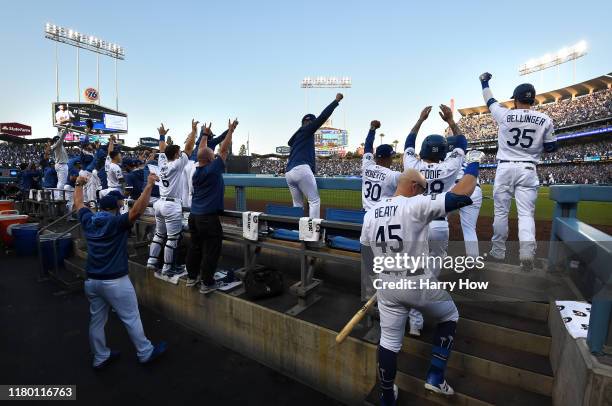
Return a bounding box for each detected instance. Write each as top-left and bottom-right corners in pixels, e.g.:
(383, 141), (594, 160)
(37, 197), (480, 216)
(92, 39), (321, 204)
(392, 140), (399, 152)
(379, 133), (385, 146)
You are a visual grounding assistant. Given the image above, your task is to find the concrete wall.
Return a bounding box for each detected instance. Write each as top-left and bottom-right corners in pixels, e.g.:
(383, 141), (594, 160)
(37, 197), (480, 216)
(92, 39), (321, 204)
(549, 303), (612, 405)
(127, 261), (377, 406)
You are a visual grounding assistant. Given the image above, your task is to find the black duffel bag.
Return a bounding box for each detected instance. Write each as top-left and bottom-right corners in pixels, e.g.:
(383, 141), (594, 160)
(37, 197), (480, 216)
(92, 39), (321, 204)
(244, 267), (284, 300)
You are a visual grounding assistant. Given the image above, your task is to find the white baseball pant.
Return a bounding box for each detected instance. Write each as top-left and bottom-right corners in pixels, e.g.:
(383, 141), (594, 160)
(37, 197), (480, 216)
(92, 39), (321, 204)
(55, 163), (68, 200)
(147, 199), (183, 272)
(63, 184), (74, 211)
(491, 162), (539, 261)
(378, 273), (459, 352)
(285, 164), (320, 219)
(460, 185), (482, 259)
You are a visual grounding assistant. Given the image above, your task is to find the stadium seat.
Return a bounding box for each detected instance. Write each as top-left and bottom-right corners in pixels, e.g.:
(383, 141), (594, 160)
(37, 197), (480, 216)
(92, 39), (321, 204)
(325, 208), (365, 252)
(264, 204), (303, 242)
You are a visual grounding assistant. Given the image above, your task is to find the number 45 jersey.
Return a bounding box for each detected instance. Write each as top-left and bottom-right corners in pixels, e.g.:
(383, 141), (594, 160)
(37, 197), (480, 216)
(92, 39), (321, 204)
(361, 152), (402, 211)
(360, 194), (447, 268)
(489, 103), (555, 162)
(403, 147), (464, 195)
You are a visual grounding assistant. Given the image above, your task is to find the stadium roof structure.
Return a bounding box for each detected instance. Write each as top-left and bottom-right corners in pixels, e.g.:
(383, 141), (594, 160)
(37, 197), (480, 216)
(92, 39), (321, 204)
(459, 72), (612, 116)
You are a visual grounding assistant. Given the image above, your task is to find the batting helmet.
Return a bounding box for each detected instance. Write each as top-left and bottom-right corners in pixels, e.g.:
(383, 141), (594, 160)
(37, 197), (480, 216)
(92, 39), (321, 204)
(446, 136), (457, 152)
(420, 135), (448, 162)
(511, 83), (536, 105)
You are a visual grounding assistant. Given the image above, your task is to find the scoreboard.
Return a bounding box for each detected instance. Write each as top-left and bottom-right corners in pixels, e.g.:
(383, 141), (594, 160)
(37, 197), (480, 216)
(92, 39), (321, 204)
(314, 127), (348, 156)
(52, 102), (128, 135)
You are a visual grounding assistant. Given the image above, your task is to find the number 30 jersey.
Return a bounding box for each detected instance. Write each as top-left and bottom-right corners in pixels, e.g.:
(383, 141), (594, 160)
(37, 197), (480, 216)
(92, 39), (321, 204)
(403, 147), (464, 195)
(361, 152), (402, 211)
(489, 103), (555, 162)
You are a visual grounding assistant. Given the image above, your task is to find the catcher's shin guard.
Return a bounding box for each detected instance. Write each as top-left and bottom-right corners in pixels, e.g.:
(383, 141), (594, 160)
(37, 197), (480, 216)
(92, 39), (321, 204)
(148, 232), (166, 267)
(163, 231), (182, 271)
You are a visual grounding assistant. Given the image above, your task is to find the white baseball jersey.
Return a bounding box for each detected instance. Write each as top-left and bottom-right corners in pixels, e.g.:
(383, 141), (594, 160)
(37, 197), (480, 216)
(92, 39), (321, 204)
(404, 147), (464, 195)
(55, 109), (74, 124)
(360, 194), (447, 271)
(158, 152), (189, 199)
(105, 156), (124, 188)
(361, 153), (402, 211)
(489, 104), (555, 162)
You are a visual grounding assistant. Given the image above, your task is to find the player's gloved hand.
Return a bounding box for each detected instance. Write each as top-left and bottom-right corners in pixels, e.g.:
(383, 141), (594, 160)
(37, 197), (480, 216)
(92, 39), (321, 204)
(479, 72), (492, 83)
(464, 150), (485, 164)
(370, 120), (381, 130)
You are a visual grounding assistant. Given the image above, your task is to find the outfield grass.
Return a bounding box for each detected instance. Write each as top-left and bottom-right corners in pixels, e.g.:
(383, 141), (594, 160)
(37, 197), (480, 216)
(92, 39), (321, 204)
(225, 184), (612, 226)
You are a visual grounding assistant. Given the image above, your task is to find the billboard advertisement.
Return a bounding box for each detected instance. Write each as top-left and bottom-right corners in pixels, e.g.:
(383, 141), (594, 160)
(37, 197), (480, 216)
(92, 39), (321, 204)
(52, 102), (128, 134)
(140, 137), (159, 147)
(0, 122), (32, 137)
(275, 146), (291, 155)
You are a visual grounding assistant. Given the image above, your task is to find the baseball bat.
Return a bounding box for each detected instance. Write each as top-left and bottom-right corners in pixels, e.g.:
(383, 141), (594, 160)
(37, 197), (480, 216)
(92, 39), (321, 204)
(336, 294), (377, 344)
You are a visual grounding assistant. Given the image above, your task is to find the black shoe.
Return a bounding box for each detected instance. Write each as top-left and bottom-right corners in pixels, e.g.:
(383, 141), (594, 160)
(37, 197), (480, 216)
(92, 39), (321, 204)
(93, 351), (121, 370)
(484, 252), (505, 263)
(141, 342), (167, 364)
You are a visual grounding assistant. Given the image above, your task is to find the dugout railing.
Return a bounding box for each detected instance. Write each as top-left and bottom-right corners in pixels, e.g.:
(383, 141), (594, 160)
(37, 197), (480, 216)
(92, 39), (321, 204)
(549, 185), (612, 354)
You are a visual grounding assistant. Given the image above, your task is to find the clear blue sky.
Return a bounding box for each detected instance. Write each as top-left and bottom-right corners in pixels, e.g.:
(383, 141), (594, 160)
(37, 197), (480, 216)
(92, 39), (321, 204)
(1, 0), (611, 153)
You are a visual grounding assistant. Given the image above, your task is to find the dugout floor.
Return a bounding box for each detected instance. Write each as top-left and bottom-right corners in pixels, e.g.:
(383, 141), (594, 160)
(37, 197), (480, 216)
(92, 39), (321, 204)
(0, 253), (343, 405)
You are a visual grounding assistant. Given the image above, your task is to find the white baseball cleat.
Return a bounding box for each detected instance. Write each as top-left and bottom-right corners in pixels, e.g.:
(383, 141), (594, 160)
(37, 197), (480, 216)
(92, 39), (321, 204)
(424, 380), (455, 396)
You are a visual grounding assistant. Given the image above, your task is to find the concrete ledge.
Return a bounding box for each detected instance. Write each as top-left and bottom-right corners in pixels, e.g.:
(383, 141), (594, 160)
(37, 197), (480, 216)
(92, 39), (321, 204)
(126, 260), (376, 405)
(549, 302), (612, 405)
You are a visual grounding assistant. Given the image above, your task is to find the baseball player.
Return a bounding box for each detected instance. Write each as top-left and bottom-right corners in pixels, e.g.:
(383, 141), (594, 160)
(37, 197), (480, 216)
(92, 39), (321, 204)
(146, 120), (197, 278)
(403, 105), (467, 335)
(55, 104), (74, 125)
(186, 119), (238, 292)
(448, 136), (483, 259)
(360, 152), (483, 403)
(361, 120), (402, 211)
(100, 135), (124, 198)
(285, 93), (343, 219)
(479, 72), (556, 271)
(50, 127), (70, 200)
(73, 172), (167, 368)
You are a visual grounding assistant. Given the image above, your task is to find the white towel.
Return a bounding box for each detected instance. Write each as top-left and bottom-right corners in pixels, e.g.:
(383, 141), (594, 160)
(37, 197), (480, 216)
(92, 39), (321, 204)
(242, 211), (262, 241)
(556, 300), (591, 339)
(299, 217), (323, 242)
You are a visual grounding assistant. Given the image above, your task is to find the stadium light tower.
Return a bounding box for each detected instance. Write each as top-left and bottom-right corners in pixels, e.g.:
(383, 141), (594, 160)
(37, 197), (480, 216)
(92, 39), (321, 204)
(300, 76), (352, 128)
(519, 40), (587, 83)
(44, 22), (126, 108)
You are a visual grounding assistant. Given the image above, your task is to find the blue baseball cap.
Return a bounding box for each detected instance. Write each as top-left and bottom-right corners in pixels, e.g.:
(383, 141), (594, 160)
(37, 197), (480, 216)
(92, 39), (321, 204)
(302, 114), (316, 122)
(375, 144), (395, 158)
(511, 83), (536, 104)
(99, 195), (120, 211)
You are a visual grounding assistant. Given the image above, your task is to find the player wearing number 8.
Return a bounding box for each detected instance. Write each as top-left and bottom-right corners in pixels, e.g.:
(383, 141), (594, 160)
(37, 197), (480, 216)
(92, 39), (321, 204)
(146, 121), (197, 277)
(361, 120), (402, 212)
(403, 105), (467, 335)
(479, 72), (556, 270)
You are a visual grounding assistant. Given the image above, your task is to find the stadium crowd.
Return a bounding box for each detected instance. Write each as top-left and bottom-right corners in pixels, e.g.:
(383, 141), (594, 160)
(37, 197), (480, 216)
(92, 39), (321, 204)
(457, 88), (612, 141)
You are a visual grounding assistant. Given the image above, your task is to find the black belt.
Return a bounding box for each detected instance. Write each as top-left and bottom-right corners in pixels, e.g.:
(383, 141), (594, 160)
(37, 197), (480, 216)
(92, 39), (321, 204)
(498, 160), (537, 165)
(161, 197), (176, 202)
(382, 268), (425, 277)
(433, 217), (447, 221)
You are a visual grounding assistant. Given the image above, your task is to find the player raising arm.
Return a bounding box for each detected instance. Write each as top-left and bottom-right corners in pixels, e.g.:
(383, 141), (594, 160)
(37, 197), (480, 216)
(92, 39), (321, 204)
(285, 93), (343, 219)
(186, 119), (238, 292)
(361, 120), (401, 211)
(480, 72), (556, 270)
(360, 150), (484, 404)
(146, 120), (197, 280)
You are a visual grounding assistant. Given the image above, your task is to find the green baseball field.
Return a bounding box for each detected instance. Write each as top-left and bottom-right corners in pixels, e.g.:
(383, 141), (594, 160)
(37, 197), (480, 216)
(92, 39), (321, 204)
(225, 184), (612, 226)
